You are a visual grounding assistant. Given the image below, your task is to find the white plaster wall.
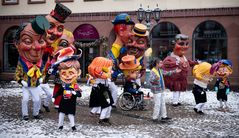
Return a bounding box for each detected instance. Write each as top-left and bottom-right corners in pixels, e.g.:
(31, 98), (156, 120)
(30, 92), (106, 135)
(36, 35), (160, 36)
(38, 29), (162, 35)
(0, 0), (239, 16)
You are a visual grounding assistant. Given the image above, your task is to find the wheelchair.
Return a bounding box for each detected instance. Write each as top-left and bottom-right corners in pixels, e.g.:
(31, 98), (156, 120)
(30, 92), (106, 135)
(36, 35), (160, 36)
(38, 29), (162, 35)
(118, 91), (146, 111)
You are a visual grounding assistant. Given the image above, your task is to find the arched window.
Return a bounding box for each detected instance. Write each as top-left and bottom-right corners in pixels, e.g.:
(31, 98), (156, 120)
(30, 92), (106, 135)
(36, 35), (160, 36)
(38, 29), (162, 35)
(3, 26), (19, 72)
(73, 24), (100, 78)
(150, 22), (180, 60)
(193, 20), (227, 64)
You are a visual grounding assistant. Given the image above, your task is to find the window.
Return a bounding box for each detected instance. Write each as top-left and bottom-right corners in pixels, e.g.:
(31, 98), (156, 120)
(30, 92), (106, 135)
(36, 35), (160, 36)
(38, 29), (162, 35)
(193, 20), (227, 64)
(150, 22), (180, 60)
(3, 26), (19, 72)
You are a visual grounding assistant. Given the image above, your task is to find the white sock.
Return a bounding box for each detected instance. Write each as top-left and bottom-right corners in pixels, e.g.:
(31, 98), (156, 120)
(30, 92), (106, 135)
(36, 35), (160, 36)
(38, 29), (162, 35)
(58, 112), (65, 127)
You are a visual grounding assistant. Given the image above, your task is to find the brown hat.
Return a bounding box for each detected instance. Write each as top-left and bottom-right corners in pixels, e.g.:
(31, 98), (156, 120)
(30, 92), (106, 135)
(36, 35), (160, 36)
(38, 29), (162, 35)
(119, 55), (140, 70)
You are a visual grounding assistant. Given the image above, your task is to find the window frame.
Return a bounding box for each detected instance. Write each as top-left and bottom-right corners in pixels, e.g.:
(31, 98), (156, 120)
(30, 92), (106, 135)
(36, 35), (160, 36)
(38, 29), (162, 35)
(28, 0), (46, 4)
(2, 0), (19, 5)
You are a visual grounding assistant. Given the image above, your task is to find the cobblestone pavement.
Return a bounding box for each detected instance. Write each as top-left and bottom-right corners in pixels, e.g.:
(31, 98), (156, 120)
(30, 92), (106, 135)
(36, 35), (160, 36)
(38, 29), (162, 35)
(0, 83), (239, 137)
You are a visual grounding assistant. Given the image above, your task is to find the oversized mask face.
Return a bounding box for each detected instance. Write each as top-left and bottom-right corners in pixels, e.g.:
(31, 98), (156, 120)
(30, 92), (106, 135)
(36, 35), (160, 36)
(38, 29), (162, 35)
(45, 15), (64, 45)
(126, 35), (148, 58)
(127, 69), (139, 80)
(118, 25), (134, 44)
(56, 34), (74, 53)
(216, 65), (232, 78)
(15, 23), (47, 63)
(173, 39), (189, 57)
(59, 67), (81, 84)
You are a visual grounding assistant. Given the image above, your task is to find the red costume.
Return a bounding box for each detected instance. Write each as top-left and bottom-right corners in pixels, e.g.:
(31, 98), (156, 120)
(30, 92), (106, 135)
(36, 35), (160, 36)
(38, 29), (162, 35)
(162, 34), (198, 106)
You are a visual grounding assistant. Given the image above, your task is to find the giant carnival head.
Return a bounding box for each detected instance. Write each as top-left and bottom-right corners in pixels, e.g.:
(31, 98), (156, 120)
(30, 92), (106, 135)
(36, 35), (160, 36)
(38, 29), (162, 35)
(211, 59), (233, 78)
(51, 29), (76, 55)
(52, 47), (82, 84)
(88, 57), (113, 80)
(15, 16), (50, 63)
(45, 3), (72, 44)
(119, 55), (141, 80)
(112, 13), (135, 44)
(126, 23), (149, 59)
(172, 34), (189, 57)
(193, 62), (213, 84)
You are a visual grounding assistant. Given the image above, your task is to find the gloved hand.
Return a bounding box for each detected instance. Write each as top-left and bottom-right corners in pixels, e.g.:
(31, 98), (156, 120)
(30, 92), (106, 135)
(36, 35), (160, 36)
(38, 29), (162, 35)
(52, 98), (55, 103)
(72, 91), (76, 95)
(226, 88), (230, 95)
(106, 98), (110, 104)
(21, 80), (28, 87)
(48, 68), (53, 74)
(77, 92), (82, 98)
(39, 78), (43, 84)
(214, 87), (218, 92)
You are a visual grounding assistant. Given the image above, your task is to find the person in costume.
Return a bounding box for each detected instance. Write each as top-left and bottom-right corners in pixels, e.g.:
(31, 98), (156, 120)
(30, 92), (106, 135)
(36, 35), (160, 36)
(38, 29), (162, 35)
(149, 58), (181, 123)
(88, 57), (114, 125)
(48, 29), (76, 111)
(108, 13), (135, 107)
(40, 2), (72, 112)
(14, 16), (50, 120)
(192, 62), (214, 114)
(51, 47), (82, 131)
(119, 55), (145, 109)
(213, 60), (233, 112)
(162, 34), (198, 106)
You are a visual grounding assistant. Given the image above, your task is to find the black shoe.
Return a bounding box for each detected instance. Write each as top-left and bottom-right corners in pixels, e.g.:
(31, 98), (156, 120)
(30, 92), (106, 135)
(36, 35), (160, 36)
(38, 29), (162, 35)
(193, 108), (198, 113)
(161, 117), (172, 123)
(39, 109), (43, 114)
(98, 119), (111, 126)
(177, 103), (182, 106)
(198, 111), (204, 115)
(98, 119), (104, 124)
(152, 119), (159, 123)
(43, 105), (50, 112)
(72, 126), (76, 131)
(161, 117), (172, 120)
(23, 115), (29, 121)
(33, 114), (42, 119)
(172, 104), (179, 107)
(58, 126), (63, 130)
(103, 118), (112, 125)
(112, 105), (117, 109)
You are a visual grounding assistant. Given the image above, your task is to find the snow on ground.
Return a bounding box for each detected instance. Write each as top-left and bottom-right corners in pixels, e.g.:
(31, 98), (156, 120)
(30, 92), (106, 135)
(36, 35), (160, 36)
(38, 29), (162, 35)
(0, 82), (239, 137)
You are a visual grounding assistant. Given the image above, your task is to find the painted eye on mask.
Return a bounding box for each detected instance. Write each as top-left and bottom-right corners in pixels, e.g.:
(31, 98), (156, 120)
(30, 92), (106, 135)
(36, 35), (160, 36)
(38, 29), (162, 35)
(177, 42), (189, 46)
(23, 38), (32, 45)
(128, 39), (133, 43)
(49, 23), (55, 30)
(136, 39), (145, 44)
(59, 41), (69, 48)
(38, 39), (45, 44)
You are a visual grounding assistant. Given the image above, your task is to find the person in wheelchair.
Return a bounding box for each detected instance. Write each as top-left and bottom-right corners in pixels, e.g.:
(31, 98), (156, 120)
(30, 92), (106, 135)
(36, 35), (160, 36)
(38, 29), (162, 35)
(119, 55), (144, 104)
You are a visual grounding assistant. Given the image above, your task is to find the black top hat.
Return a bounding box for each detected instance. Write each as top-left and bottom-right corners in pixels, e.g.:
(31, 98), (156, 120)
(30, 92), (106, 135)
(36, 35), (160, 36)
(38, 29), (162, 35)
(50, 3), (72, 23)
(31, 16), (50, 35)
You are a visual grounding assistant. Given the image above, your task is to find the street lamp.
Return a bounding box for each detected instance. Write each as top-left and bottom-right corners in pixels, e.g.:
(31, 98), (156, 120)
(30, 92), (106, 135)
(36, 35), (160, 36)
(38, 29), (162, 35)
(136, 4), (161, 24)
(153, 4), (161, 23)
(137, 4), (145, 23)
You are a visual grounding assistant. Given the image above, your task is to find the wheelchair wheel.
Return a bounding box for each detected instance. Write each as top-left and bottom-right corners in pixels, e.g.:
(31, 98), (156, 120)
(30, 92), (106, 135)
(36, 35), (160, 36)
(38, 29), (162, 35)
(118, 92), (136, 111)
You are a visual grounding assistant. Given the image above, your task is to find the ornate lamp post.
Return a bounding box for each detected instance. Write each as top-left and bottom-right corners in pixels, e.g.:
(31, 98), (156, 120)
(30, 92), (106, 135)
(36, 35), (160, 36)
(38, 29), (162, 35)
(136, 4), (161, 29)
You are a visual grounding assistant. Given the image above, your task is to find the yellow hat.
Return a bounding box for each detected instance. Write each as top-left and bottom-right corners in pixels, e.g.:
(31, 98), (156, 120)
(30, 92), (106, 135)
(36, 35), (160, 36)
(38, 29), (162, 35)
(132, 23), (149, 37)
